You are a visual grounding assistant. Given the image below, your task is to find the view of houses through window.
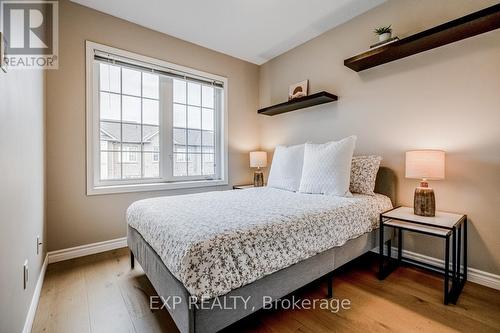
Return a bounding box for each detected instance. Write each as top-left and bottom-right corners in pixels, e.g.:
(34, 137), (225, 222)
(98, 63), (218, 181)
(99, 63), (160, 180)
(173, 80), (216, 177)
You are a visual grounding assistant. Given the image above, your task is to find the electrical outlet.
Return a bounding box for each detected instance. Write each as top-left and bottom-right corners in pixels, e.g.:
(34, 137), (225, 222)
(37, 236), (42, 255)
(23, 260), (29, 290)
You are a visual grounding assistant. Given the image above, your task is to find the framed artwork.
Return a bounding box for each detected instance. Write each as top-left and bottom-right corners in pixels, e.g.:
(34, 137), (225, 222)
(288, 80), (308, 100)
(0, 32), (6, 73)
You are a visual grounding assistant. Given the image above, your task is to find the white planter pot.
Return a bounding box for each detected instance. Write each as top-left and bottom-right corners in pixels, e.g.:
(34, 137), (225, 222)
(379, 32), (391, 42)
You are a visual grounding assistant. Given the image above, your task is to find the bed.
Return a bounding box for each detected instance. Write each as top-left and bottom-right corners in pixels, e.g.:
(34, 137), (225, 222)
(127, 167), (396, 333)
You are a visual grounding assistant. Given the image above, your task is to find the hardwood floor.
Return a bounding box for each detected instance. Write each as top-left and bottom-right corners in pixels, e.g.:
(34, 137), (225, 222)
(32, 248), (500, 333)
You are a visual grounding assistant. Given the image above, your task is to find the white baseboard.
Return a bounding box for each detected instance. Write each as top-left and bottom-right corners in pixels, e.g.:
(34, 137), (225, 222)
(45, 238), (500, 289)
(23, 254), (48, 333)
(371, 247), (500, 291)
(47, 237), (127, 264)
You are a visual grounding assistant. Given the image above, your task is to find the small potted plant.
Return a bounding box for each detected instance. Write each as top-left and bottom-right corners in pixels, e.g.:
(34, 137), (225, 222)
(374, 25), (392, 42)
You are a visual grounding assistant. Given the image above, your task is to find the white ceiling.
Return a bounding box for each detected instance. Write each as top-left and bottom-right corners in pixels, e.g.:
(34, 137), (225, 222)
(71, 0), (385, 65)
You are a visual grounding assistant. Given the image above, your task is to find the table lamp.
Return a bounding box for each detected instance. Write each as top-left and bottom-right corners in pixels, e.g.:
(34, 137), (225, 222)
(250, 151), (267, 187)
(405, 150), (445, 217)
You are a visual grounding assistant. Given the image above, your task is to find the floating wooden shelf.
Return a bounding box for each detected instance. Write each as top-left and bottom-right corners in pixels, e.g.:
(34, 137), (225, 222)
(344, 4), (500, 72)
(258, 91), (338, 116)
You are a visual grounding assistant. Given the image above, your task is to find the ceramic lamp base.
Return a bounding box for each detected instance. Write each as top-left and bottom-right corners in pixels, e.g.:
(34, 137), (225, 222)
(414, 187), (436, 217)
(253, 170), (264, 187)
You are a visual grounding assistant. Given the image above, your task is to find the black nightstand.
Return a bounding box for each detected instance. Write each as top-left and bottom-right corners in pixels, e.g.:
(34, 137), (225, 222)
(232, 184), (255, 190)
(378, 206), (467, 305)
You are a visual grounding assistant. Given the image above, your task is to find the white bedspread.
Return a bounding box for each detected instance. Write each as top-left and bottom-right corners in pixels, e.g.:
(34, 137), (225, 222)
(127, 187), (392, 300)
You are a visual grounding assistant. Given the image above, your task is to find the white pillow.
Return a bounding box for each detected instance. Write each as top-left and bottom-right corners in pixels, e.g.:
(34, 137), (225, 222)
(267, 144), (305, 192)
(298, 136), (357, 196)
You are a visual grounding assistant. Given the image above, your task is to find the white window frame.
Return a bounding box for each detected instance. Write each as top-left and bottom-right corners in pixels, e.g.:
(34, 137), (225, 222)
(86, 41), (228, 195)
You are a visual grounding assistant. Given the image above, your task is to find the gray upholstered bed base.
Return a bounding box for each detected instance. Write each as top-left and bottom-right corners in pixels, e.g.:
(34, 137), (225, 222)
(128, 225), (394, 333)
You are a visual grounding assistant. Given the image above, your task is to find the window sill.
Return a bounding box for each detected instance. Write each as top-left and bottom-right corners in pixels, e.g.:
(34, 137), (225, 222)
(87, 179), (228, 196)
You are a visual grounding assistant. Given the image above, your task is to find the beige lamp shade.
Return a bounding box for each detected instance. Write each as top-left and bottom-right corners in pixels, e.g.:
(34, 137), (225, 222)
(405, 150), (445, 180)
(249, 151), (267, 168)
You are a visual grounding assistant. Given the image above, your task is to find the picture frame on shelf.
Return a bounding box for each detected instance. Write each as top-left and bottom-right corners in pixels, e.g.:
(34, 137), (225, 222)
(288, 80), (308, 100)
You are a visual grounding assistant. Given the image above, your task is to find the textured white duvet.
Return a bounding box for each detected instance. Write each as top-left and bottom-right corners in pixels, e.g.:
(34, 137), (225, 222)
(127, 187), (392, 300)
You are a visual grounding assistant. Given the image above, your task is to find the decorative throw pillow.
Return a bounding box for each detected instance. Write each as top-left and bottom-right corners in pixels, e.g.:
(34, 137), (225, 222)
(267, 144), (305, 192)
(298, 136), (357, 196)
(350, 155), (382, 195)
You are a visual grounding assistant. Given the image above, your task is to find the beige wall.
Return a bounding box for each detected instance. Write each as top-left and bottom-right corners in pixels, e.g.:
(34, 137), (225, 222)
(46, 0), (260, 251)
(0, 70), (46, 331)
(259, 0), (500, 274)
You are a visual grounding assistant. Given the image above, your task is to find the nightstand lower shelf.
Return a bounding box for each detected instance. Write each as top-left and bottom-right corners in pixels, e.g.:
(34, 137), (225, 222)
(232, 184), (256, 190)
(378, 207), (467, 305)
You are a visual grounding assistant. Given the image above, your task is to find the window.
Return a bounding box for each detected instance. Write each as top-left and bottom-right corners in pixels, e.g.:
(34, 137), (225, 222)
(86, 41), (228, 195)
(172, 81), (217, 177)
